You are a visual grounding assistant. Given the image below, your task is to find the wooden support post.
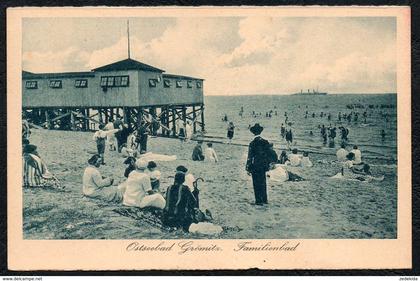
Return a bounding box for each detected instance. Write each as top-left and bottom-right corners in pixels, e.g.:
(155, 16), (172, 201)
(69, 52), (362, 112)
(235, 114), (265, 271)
(200, 104), (205, 132)
(150, 107), (157, 136)
(192, 106), (197, 133)
(85, 108), (90, 131)
(70, 109), (76, 131)
(45, 110), (51, 129)
(123, 107), (128, 124)
(98, 109), (103, 124)
(171, 108), (177, 137)
(137, 107), (143, 129)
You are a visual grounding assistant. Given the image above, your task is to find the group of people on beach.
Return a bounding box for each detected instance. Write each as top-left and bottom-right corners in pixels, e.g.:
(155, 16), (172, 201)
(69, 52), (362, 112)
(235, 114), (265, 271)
(22, 99), (389, 233)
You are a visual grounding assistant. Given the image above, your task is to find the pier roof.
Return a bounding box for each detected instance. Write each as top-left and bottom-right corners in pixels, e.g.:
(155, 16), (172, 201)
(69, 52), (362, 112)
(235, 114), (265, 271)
(92, 58), (164, 73)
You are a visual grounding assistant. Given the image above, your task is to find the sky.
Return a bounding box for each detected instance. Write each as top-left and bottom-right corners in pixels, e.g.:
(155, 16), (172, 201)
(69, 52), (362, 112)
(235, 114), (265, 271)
(22, 17), (396, 95)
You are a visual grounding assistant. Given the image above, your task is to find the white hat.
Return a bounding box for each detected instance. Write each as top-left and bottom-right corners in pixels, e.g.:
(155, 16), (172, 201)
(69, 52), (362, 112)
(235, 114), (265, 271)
(135, 159), (148, 170)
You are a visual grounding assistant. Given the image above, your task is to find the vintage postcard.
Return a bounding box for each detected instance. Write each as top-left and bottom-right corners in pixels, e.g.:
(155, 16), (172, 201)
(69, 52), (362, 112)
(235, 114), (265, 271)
(7, 7), (411, 270)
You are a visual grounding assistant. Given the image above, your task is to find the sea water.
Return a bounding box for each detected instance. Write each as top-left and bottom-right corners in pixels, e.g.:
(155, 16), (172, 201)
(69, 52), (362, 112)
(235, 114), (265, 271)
(204, 94), (397, 161)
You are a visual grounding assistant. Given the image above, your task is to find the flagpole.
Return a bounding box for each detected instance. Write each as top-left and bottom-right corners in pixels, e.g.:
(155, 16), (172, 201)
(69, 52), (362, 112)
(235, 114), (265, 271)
(127, 20), (131, 59)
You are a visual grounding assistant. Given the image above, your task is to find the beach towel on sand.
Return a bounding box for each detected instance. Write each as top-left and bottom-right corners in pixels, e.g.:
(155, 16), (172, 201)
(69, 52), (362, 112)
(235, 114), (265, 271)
(140, 152), (177, 162)
(330, 173), (384, 182)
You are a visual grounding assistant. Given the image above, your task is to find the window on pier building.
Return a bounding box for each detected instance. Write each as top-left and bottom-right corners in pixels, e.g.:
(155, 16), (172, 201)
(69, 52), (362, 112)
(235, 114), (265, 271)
(25, 81), (38, 89)
(164, 79), (171, 88)
(75, 79), (88, 88)
(49, 80), (62, 89)
(100, 75), (130, 88)
(149, 79), (157, 87)
(187, 81), (193, 88)
(196, 81), (202, 88)
(176, 81), (183, 88)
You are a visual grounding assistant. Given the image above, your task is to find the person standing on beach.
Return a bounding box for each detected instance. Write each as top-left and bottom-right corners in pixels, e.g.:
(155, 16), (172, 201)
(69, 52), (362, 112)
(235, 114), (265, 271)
(93, 124), (108, 165)
(280, 123), (285, 139)
(285, 128), (293, 150)
(246, 123), (271, 206)
(227, 121), (235, 144)
(136, 121), (149, 154)
(105, 118), (116, 151)
(113, 116), (124, 152)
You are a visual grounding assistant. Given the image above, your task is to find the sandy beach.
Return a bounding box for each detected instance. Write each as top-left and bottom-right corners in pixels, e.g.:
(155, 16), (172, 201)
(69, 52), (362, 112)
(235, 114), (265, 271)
(23, 127), (397, 239)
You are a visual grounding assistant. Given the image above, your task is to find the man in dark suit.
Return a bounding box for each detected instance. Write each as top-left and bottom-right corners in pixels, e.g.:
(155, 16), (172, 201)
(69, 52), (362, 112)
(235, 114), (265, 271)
(246, 123), (271, 205)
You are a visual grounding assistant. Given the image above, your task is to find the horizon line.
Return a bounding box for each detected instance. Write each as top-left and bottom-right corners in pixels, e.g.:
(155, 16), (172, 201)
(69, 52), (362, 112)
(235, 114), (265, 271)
(204, 92), (397, 97)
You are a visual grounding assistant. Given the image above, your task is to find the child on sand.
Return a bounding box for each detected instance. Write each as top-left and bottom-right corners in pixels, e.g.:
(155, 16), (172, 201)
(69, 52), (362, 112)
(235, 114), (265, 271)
(93, 124), (108, 164)
(204, 143), (218, 163)
(336, 144), (348, 162)
(350, 145), (363, 165)
(278, 150), (288, 164)
(192, 140), (205, 161)
(300, 151), (313, 167)
(123, 156), (136, 178)
(146, 161), (161, 192)
(287, 148), (302, 167)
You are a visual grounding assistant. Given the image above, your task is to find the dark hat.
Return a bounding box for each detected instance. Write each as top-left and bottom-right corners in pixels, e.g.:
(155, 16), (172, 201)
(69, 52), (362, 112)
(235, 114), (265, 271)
(23, 144), (37, 154)
(123, 156), (136, 165)
(249, 123), (264, 135)
(88, 154), (101, 165)
(176, 165), (188, 173)
(174, 172), (186, 184)
(147, 161), (157, 169)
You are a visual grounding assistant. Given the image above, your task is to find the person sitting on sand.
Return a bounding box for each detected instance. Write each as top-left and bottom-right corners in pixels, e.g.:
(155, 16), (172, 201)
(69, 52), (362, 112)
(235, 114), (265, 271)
(336, 144), (348, 162)
(287, 148), (302, 167)
(23, 144), (62, 189)
(123, 159), (166, 209)
(267, 163), (304, 183)
(22, 118), (31, 141)
(123, 156), (136, 178)
(121, 143), (138, 158)
(83, 154), (122, 202)
(204, 142), (218, 163)
(146, 161), (161, 192)
(350, 145), (363, 165)
(339, 152), (382, 181)
(278, 150), (288, 164)
(162, 172), (213, 232)
(192, 140), (205, 161)
(162, 172), (197, 231)
(300, 151), (313, 167)
(176, 165), (200, 207)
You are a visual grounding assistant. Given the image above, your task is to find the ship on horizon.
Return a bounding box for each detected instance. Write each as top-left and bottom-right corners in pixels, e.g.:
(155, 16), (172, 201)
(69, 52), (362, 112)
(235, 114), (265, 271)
(292, 88), (328, 96)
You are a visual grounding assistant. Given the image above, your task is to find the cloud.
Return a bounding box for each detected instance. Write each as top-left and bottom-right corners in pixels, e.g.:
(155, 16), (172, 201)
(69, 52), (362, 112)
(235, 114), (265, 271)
(22, 17), (396, 94)
(23, 47), (90, 73)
